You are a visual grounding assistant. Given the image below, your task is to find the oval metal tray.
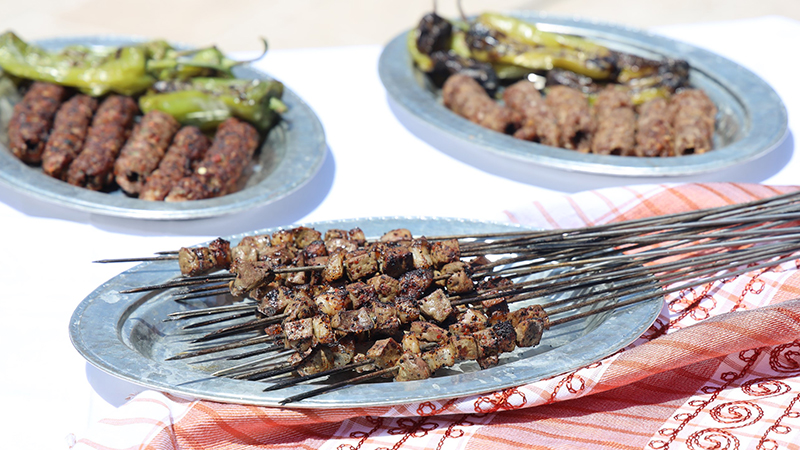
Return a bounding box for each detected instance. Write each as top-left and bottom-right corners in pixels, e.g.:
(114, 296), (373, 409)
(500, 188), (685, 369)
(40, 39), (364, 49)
(0, 36), (326, 220)
(378, 12), (788, 177)
(69, 217), (662, 409)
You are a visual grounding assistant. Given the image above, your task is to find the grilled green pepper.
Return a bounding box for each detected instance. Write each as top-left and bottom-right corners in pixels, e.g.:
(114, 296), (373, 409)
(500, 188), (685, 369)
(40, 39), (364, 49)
(139, 78), (285, 131)
(476, 13), (610, 56)
(0, 31), (154, 96)
(145, 38), (268, 81)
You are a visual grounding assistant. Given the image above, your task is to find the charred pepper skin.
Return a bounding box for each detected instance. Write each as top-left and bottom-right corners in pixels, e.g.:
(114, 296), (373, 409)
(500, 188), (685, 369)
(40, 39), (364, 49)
(139, 78), (284, 131)
(0, 32), (154, 96)
(7, 81), (67, 164)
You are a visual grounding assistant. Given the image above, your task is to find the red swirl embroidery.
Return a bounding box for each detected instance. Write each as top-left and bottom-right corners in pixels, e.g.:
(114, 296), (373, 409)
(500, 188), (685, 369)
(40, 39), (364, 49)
(769, 340), (800, 373)
(686, 428), (740, 450)
(474, 387), (526, 413)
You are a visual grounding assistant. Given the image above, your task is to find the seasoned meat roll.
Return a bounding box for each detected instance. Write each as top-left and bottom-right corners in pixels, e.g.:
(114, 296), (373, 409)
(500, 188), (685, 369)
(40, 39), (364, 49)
(114, 110), (180, 195)
(545, 85), (594, 152)
(7, 82), (67, 164)
(590, 87), (635, 156)
(165, 117), (259, 201)
(635, 98), (674, 157)
(442, 74), (519, 134)
(670, 89), (717, 155)
(503, 80), (559, 147)
(139, 126), (211, 201)
(66, 96), (138, 190)
(41, 95), (98, 179)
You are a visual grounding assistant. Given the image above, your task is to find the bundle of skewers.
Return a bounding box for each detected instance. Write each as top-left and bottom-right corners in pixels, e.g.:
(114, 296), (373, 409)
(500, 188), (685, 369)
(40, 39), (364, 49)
(99, 191), (800, 404)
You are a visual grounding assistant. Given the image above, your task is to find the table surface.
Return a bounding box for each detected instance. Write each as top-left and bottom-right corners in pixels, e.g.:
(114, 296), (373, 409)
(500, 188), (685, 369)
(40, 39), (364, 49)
(1, 15), (798, 450)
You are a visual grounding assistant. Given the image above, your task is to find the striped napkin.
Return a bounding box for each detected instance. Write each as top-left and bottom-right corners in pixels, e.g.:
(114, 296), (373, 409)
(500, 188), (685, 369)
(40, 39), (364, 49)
(72, 183), (800, 449)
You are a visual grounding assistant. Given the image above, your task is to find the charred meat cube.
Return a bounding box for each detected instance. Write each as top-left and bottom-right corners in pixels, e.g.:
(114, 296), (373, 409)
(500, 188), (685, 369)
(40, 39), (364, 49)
(409, 321), (448, 342)
(450, 334), (479, 361)
(177, 238), (231, 276)
(402, 332), (422, 354)
(469, 255), (491, 271)
(229, 244), (258, 274)
(418, 289), (453, 323)
(263, 323), (283, 337)
(296, 347), (335, 376)
(255, 285), (293, 316)
(368, 274), (401, 303)
(399, 268), (434, 299)
(322, 249), (346, 282)
(270, 229), (294, 247)
(431, 239), (460, 268)
(421, 342), (457, 372)
(260, 245), (296, 267)
(395, 353), (432, 382)
(311, 315), (336, 345)
(324, 229), (348, 240)
(229, 260), (274, 297)
(283, 292), (317, 321)
(293, 227), (322, 249)
(376, 244), (414, 278)
(473, 327), (499, 359)
(477, 354), (499, 369)
(325, 238), (359, 253)
(331, 308), (375, 334)
(366, 338), (404, 369)
(283, 318), (314, 352)
(509, 305), (548, 347)
(314, 287), (350, 316)
(348, 228), (367, 245)
(380, 228), (413, 242)
(492, 321), (517, 354)
(395, 296), (421, 324)
(330, 337), (356, 367)
(344, 249), (379, 280)
(353, 352), (375, 373)
(366, 301), (401, 337)
(346, 281), (379, 309)
(445, 270), (473, 295)
(410, 237), (434, 270)
(484, 299), (511, 323)
(449, 309), (488, 335)
(303, 240), (328, 259)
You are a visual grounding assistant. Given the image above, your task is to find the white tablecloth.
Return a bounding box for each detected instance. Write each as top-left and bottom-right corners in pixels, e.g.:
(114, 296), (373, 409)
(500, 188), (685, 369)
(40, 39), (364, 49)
(0, 16), (797, 449)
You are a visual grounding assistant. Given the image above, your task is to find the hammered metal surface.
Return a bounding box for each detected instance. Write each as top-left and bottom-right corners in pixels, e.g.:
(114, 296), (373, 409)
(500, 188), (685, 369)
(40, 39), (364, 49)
(378, 12), (788, 177)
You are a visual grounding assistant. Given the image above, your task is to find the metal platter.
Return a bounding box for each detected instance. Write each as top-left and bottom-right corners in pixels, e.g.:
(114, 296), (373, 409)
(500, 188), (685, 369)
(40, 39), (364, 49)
(0, 36), (326, 220)
(378, 12), (788, 177)
(70, 217), (662, 409)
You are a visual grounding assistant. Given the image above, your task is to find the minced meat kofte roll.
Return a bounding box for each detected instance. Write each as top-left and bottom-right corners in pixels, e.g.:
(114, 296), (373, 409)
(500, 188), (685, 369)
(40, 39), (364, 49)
(442, 74), (519, 134)
(7, 81), (67, 164)
(114, 110), (180, 195)
(502, 80), (559, 147)
(590, 87), (636, 156)
(545, 85), (594, 152)
(635, 98), (674, 157)
(139, 126), (211, 201)
(66, 95), (138, 190)
(670, 89), (717, 155)
(41, 94), (98, 179)
(165, 117), (259, 202)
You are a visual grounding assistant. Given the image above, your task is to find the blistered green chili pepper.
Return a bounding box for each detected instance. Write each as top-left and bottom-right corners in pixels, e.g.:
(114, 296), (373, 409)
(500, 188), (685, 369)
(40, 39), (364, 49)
(139, 77), (285, 131)
(145, 38), (269, 81)
(0, 31), (155, 96)
(477, 13), (610, 56)
(407, 29), (435, 72)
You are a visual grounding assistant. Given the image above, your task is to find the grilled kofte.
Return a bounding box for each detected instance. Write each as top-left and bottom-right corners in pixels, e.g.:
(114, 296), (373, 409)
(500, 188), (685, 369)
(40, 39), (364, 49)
(0, 33), (284, 201)
(409, 11), (717, 157)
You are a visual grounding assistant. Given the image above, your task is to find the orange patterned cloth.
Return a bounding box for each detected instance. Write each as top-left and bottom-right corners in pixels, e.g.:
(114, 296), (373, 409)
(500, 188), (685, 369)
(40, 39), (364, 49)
(73, 183), (800, 449)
